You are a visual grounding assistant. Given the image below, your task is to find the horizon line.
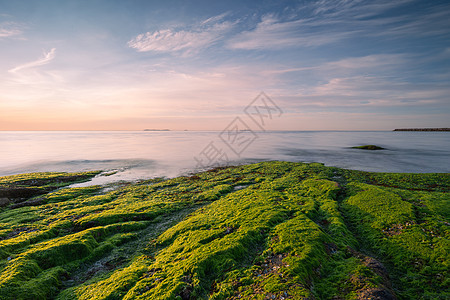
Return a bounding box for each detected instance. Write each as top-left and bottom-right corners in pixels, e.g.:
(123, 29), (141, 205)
(0, 129), (429, 132)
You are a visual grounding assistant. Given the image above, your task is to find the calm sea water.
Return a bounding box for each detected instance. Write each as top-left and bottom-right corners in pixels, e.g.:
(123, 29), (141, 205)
(0, 131), (448, 185)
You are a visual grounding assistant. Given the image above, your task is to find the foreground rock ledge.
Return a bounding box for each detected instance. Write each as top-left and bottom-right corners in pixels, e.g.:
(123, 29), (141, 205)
(0, 162), (448, 300)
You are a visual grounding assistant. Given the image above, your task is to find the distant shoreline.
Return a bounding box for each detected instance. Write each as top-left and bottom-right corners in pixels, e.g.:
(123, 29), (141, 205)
(393, 128), (449, 131)
(143, 129), (171, 131)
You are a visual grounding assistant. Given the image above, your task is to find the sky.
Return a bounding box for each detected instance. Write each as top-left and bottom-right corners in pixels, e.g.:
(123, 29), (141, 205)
(0, 0), (449, 131)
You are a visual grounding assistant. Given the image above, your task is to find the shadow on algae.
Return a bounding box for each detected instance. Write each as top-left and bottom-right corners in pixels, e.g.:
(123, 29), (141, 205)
(0, 162), (448, 299)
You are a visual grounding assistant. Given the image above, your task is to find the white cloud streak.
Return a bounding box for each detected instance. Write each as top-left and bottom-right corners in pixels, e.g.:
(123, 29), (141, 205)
(229, 14), (342, 49)
(9, 48), (56, 73)
(227, 0), (449, 50)
(0, 22), (23, 38)
(128, 14), (235, 55)
(311, 0), (414, 18)
(263, 52), (450, 113)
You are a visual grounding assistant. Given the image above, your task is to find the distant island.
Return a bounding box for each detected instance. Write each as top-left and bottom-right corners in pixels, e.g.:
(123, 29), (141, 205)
(393, 128), (449, 131)
(143, 129), (171, 131)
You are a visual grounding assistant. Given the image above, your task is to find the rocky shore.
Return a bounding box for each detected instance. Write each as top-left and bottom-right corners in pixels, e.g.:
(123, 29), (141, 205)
(0, 162), (448, 299)
(393, 128), (450, 131)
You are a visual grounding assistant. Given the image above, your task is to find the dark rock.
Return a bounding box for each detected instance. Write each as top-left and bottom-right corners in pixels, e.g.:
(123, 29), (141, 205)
(10, 197), (46, 209)
(0, 197), (10, 206)
(393, 128), (450, 131)
(0, 187), (49, 205)
(352, 145), (385, 150)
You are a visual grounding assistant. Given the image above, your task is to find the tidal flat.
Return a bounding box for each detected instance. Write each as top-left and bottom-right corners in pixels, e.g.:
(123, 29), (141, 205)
(0, 161), (448, 299)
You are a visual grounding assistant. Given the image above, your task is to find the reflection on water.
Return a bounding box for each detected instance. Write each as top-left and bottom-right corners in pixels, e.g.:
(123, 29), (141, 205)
(0, 131), (448, 184)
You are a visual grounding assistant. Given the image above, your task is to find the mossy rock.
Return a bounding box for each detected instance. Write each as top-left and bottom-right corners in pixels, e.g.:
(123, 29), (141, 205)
(0, 162), (448, 299)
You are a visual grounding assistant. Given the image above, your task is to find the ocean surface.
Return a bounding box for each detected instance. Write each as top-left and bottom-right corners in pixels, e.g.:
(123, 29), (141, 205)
(0, 131), (448, 186)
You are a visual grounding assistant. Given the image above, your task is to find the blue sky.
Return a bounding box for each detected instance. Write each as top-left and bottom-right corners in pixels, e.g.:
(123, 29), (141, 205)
(0, 0), (449, 130)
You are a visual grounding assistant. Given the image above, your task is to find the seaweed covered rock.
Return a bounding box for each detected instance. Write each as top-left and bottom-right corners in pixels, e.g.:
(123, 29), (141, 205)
(0, 171), (99, 207)
(0, 162), (448, 299)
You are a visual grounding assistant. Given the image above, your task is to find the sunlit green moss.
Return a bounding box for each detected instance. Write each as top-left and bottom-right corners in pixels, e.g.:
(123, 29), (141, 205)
(0, 172), (99, 185)
(0, 161), (447, 299)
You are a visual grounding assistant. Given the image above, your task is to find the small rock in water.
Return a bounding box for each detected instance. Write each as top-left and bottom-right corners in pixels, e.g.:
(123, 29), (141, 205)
(351, 145), (385, 150)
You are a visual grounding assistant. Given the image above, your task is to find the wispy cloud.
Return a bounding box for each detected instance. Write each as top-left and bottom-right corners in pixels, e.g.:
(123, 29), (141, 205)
(373, 6), (450, 38)
(311, 0), (414, 18)
(262, 54), (406, 77)
(0, 21), (23, 38)
(128, 14), (235, 55)
(310, 0), (450, 38)
(227, 12), (359, 50)
(323, 54), (406, 70)
(200, 12), (231, 25)
(227, 0), (449, 51)
(227, 7), (372, 50)
(9, 48), (56, 73)
(264, 51), (450, 114)
(283, 75), (450, 111)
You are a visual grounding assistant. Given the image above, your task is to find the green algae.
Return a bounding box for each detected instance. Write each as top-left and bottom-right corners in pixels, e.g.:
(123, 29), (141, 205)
(0, 171), (100, 210)
(0, 172), (99, 186)
(0, 162), (448, 299)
